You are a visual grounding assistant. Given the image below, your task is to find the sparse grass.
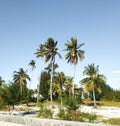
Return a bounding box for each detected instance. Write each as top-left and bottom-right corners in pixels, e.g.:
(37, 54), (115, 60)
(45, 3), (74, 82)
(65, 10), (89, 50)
(83, 100), (120, 107)
(42, 100), (60, 106)
(107, 118), (120, 125)
(102, 101), (120, 107)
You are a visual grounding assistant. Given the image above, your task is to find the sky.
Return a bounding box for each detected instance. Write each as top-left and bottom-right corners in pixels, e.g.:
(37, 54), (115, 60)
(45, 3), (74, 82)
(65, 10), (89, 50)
(0, 0), (120, 90)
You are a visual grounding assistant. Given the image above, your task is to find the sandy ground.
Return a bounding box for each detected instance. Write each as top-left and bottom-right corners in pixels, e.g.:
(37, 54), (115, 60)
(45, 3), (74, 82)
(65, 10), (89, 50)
(0, 105), (120, 125)
(80, 105), (120, 119)
(0, 121), (29, 126)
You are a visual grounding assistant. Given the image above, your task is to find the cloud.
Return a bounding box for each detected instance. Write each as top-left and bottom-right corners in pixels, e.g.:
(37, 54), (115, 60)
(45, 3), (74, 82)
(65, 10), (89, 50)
(112, 70), (120, 74)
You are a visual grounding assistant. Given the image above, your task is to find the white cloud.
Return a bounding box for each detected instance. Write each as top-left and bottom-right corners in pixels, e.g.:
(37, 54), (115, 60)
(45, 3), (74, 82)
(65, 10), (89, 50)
(112, 70), (120, 74)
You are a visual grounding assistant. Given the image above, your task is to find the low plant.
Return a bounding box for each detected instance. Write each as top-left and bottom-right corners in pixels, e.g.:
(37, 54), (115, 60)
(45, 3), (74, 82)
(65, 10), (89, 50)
(38, 103), (53, 118)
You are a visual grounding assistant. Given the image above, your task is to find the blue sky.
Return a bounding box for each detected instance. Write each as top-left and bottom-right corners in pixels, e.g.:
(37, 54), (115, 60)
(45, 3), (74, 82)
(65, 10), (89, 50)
(0, 0), (120, 89)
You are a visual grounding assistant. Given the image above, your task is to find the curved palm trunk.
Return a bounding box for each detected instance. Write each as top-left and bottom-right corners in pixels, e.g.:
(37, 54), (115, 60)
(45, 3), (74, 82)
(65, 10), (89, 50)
(72, 64), (76, 97)
(50, 60), (54, 107)
(93, 86), (97, 108)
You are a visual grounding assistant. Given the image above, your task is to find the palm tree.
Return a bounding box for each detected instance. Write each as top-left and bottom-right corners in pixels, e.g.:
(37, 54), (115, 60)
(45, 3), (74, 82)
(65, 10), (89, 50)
(13, 68), (30, 94)
(29, 60), (36, 71)
(80, 64), (106, 108)
(65, 37), (85, 97)
(44, 38), (62, 106)
(54, 72), (66, 106)
(28, 60), (36, 89)
(64, 76), (73, 96)
(0, 76), (5, 86)
(45, 63), (59, 75)
(35, 44), (45, 104)
(35, 38), (62, 106)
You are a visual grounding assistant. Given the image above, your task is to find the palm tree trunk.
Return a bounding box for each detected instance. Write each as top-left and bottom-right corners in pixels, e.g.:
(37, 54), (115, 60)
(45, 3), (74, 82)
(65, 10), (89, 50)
(37, 63), (42, 105)
(29, 69), (34, 89)
(50, 60), (53, 107)
(60, 88), (63, 106)
(93, 87), (97, 108)
(72, 64), (76, 97)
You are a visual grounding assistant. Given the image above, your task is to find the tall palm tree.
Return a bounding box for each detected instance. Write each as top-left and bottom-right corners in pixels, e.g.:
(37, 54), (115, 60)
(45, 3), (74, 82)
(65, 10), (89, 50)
(80, 64), (106, 108)
(13, 68), (30, 94)
(44, 38), (62, 106)
(65, 37), (85, 97)
(29, 60), (36, 71)
(0, 76), (5, 86)
(35, 44), (45, 104)
(28, 60), (36, 89)
(35, 38), (62, 106)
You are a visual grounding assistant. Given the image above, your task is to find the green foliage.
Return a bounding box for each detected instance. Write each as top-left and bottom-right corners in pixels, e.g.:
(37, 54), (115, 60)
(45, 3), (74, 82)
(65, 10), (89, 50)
(57, 107), (97, 122)
(38, 103), (53, 118)
(39, 71), (50, 100)
(63, 96), (79, 111)
(57, 96), (97, 122)
(0, 83), (21, 107)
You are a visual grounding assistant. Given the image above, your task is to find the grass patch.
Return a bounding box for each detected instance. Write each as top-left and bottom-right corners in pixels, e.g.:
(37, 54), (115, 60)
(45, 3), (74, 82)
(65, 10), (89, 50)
(83, 100), (120, 107)
(107, 118), (120, 125)
(102, 101), (120, 107)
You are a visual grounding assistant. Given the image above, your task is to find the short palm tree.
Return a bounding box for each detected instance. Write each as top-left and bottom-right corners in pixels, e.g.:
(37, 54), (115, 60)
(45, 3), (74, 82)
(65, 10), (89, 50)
(64, 76), (73, 96)
(13, 68), (30, 94)
(54, 72), (66, 106)
(80, 64), (106, 108)
(65, 37), (85, 97)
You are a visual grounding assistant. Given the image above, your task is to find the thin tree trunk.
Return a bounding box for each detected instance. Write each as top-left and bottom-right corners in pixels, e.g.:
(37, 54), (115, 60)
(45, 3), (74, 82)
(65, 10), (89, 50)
(29, 69), (34, 89)
(37, 62), (42, 105)
(50, 60), (54, 107)
(27, 69), (34, 106)
(72, 64), (76, 97)
(93, 87), (96, 108)
(60, 88), (63, 106)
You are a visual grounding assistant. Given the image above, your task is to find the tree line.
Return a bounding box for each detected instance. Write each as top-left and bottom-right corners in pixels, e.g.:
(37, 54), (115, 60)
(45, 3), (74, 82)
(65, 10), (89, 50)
(0, 37), (120, 110)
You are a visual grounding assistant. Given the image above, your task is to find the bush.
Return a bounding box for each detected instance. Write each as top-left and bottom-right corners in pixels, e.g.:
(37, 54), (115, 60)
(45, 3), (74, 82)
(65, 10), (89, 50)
(57, 107), (97, 122)
(38, 104), (53, 118)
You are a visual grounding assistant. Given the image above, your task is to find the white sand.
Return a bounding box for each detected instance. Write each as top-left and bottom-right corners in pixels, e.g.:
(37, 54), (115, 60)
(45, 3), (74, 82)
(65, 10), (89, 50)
(0, 121), (28, 126)
(80, 105), (120, 119)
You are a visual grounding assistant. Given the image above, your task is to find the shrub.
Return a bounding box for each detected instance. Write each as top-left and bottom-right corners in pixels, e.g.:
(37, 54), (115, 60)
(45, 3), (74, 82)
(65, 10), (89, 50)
(38, 104), (53, 118)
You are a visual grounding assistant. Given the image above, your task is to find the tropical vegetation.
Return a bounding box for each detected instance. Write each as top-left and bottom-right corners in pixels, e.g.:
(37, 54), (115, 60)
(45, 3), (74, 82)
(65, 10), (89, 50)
(0, 37), (120, 125)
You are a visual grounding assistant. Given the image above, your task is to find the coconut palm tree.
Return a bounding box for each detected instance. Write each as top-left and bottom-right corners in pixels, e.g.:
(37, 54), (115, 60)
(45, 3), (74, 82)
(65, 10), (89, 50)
(54, 72), (66, 106)
(44, 38), (62, 106)
(29, 60), (36, 71)
(35, 44), (45, 104)
(0, 76), (5, 86)
(64, 76), (73, 96)
(35, 38), (62, 106)
(65, 37), (85, 97)
(45, 63), (58, 75)
(28, 60), (36, 89)
(13, 68), (30, 94)
(80, 64), (106, 108)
